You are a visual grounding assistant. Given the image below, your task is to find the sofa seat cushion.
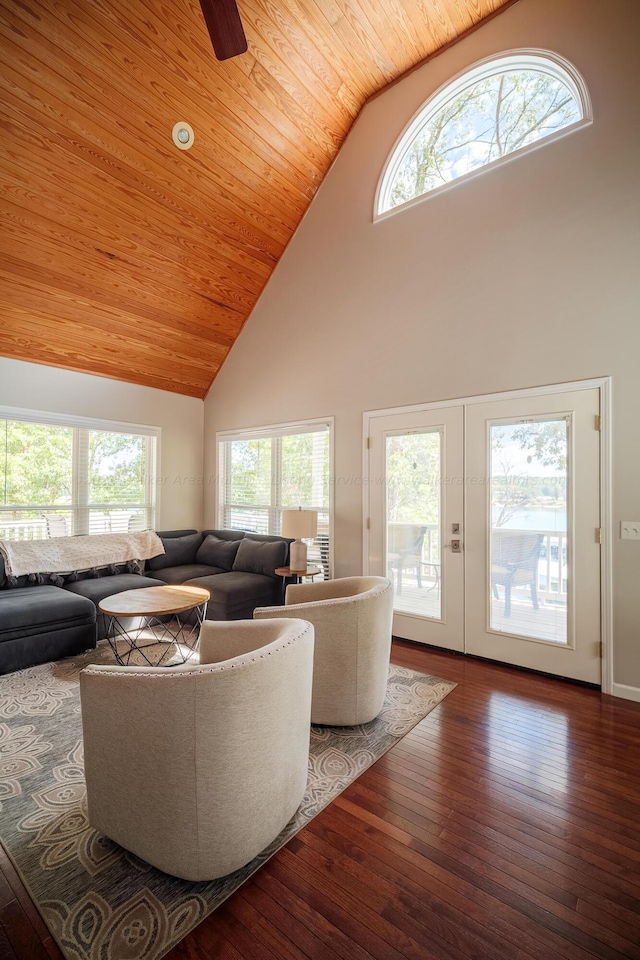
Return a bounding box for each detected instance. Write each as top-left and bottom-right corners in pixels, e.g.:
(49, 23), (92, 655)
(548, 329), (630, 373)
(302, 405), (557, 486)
(185, 571), (280, 619)
(62, 574), (166, 606)
(63, 574), (169, 641)
(149, 564), (223, 585)
(0, 585), (96, 643)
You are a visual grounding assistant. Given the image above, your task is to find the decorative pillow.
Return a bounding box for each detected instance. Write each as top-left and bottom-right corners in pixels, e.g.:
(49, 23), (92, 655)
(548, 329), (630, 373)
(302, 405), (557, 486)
(196, 534), (241, 571)
(232, 537), (286, 579)
(146, 533), (203, 571)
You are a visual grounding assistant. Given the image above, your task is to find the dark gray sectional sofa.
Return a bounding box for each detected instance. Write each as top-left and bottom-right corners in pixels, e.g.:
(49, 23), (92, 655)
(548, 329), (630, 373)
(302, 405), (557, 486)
(0, 528), (292, 674)
(147, 529), (292, 621)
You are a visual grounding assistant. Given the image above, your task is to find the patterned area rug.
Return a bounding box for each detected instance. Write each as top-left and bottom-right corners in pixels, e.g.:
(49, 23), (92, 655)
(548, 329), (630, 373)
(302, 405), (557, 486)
(0, 643), (455, 960)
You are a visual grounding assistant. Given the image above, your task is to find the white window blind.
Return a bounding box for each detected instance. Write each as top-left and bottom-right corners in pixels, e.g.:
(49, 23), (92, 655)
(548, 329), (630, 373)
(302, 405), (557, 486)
(0, 410), (158, 541)
(218, 419), (332, 576)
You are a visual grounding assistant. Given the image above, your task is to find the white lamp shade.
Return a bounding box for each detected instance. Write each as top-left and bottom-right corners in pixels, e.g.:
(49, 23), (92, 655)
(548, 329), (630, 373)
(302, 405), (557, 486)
(281, 509), (318, 540)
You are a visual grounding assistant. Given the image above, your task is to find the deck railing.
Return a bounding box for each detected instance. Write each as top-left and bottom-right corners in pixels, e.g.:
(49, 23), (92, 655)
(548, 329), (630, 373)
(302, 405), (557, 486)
(390, 524), (567, 606)
(0, 511), (145, 541)
(0, 519), (47, 540)
(529, 529), (567, 602)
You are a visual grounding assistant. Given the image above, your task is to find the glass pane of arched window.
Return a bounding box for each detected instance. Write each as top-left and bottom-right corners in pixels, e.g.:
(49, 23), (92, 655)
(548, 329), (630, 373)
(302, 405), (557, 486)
(379, 55), (588, 214)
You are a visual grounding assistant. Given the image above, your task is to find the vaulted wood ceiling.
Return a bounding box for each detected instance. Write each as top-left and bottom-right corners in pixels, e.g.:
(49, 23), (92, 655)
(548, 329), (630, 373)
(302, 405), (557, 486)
(1, 0), (515, 398)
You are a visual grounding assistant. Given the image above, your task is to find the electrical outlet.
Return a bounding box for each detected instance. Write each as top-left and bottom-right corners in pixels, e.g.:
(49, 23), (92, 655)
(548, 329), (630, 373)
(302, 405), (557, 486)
(620, 521), (640, 540)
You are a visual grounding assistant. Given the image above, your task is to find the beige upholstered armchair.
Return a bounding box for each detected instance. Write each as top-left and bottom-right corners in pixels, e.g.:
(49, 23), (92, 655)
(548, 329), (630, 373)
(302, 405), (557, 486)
(255, 576), (393, 726)
(80, 618), (314, 881)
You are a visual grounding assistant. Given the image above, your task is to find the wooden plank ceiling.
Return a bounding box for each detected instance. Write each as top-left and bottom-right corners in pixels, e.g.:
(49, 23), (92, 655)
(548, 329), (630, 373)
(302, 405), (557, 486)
(0, 0), (514, 398)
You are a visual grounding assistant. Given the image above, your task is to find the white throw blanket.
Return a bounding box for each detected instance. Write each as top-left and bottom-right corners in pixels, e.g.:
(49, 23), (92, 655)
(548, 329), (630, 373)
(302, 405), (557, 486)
(0, 531), (165, 578)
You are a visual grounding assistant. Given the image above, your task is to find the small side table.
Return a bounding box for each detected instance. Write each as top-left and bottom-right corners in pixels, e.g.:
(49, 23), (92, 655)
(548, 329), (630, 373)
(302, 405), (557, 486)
(275, 565), (322, 584)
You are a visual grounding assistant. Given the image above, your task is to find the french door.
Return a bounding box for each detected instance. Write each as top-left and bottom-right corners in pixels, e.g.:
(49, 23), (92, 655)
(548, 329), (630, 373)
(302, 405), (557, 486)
(367, 406), (465, 651)
(365, 385), (603, 684)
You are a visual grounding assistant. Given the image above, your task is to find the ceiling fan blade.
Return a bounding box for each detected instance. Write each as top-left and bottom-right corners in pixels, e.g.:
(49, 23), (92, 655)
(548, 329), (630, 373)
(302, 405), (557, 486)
(198, 0), (248, 60)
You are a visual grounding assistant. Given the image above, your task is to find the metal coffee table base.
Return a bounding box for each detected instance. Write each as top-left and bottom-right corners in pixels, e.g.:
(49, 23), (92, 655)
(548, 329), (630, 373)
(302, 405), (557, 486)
(105, 603), (208, 667)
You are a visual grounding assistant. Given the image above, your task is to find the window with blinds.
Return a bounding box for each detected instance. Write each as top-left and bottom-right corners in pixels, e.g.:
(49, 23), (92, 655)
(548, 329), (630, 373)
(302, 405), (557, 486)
(218, 419), (332, 576)
(0, 411), (158, 541)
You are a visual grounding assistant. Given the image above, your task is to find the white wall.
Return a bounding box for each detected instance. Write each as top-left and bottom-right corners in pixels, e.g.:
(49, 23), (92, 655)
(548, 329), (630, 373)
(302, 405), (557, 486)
(204, 0), (640, 689)
(0, 358), (204, 531)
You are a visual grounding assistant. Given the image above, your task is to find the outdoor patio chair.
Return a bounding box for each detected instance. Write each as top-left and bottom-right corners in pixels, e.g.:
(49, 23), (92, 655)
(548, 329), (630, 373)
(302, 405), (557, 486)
(387, 523), (427, 594)
(491, 530), (544, 618)
(42, 514), (68, 538)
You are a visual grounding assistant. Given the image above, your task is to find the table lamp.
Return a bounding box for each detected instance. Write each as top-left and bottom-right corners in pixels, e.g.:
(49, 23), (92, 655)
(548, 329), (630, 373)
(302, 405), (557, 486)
(281, 508), (318, 572)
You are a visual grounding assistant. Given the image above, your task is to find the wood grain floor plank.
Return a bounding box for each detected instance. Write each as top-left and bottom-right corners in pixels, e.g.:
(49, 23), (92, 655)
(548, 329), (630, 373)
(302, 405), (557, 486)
(0, 920), (18, 960)
(268, 847), (434, 960)
(223, 892), (312, 960)
(39, 939), (63, 960)
(250, 863), (379, 960)
(0, 853), (51, 947)
(315, 799), (598, 960)
(346, 798), (620, 959)
(304, 808), (571, 960)
(374, 751), (640, 872)
(282, 835), (474, 960)
(294, 824), (522, 960)
(234, 880), (334, 960)
(0, 901), (50, 960)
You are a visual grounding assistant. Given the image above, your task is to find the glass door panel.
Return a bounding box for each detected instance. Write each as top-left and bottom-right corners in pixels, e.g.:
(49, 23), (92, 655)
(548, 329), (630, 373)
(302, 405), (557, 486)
(385, 430), (442, 620)
(466, 387), (600, 684)
(489, 417), (568, 644)
(366, 406), (464, 652)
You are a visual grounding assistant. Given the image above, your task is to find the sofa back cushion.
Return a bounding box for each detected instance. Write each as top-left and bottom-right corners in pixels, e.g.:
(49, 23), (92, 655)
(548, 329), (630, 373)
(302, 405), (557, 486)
(146, 533), (203, 571)
(196, 535), (241, 571)
(232, 537), (287, 579)
(156, 529), (200, 539)
(201, 529), (245, 542)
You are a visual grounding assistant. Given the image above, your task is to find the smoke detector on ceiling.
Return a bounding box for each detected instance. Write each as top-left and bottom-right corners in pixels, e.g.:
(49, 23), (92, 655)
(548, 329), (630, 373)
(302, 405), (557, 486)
(172, 122), (194, 150)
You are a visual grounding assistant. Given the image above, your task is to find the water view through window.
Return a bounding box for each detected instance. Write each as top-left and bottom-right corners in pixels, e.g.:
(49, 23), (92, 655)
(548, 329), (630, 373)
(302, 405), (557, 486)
(490, 417), (568, 644)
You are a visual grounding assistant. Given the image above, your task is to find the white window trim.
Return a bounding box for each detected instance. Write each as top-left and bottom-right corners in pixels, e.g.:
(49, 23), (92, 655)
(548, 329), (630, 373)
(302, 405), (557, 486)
(0, 404), (161, 533)
(216, 416), (334, 574)
(374, 49), (593, 221)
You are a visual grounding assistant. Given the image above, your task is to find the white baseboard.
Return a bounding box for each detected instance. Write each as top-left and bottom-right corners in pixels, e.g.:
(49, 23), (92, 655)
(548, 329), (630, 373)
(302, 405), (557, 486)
(611, 682), (640, 703)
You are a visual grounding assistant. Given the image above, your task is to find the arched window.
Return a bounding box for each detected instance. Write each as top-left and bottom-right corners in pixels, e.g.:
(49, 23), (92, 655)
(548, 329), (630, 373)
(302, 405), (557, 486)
(376, 51), (591, 218)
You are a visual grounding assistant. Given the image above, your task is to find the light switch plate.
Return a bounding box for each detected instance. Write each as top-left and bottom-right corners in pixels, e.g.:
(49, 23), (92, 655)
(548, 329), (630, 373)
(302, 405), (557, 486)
(620, 521), (640, 539)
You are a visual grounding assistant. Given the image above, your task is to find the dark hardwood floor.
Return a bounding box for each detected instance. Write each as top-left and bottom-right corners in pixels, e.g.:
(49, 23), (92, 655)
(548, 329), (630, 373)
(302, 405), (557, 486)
(2, 641), (640, 959)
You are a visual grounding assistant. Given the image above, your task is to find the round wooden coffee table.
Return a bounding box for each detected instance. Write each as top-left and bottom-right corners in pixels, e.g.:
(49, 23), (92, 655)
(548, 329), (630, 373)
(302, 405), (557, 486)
(99, 585), (210, 667)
